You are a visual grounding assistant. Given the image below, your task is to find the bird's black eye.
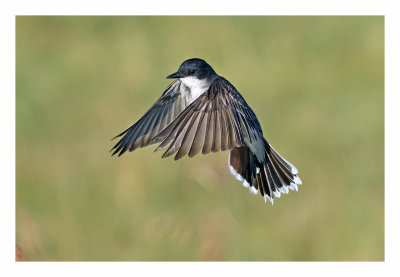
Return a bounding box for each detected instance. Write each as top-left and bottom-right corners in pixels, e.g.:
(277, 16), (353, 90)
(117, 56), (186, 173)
(187, 69), (195, 75)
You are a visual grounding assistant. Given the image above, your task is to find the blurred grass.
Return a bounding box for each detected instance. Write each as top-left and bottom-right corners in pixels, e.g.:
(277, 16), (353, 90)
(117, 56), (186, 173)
(15, 16), (384, 261)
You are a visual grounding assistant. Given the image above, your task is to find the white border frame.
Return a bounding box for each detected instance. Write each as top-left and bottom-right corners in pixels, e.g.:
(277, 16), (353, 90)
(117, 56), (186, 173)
(2, 1), (397, 276)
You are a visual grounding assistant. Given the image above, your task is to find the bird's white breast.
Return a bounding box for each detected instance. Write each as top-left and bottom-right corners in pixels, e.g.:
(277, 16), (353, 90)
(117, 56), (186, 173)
(180, 76), (212, 104)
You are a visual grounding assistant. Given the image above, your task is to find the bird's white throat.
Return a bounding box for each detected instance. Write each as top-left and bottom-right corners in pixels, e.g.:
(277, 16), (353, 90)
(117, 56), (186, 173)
(180, 76), (212, 103)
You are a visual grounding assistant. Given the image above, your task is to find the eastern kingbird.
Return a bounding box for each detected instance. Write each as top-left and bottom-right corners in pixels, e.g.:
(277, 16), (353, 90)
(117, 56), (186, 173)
(111, 58), (302, 204)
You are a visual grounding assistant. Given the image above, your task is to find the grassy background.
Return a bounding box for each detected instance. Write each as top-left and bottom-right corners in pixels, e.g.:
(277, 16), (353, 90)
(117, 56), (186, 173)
(16, 16), (384, 261)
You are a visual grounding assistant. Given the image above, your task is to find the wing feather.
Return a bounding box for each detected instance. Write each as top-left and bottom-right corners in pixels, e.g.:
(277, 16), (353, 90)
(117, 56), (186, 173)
(202, 108), (214, 154)
(220, 110), (229, 151)
(161, 110), (194, 158)
(211, 108), (222, 153)
(189, 112), (208, 157)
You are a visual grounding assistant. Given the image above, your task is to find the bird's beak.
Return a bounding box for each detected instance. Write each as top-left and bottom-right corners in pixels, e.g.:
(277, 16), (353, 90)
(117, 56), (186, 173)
(166, 72), (183, 79)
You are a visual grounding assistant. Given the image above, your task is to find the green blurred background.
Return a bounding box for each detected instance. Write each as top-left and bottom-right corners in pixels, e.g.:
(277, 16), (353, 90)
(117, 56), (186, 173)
(16, 16), (384, 261)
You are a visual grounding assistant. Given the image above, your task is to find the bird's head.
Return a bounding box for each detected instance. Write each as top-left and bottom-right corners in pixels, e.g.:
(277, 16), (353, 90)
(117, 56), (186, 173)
(166, 58), (217, 84)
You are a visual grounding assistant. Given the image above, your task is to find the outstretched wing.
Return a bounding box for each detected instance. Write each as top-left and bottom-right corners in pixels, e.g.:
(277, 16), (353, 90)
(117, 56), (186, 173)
(111, 80), (192, 156)
(153, 77), (264, 160)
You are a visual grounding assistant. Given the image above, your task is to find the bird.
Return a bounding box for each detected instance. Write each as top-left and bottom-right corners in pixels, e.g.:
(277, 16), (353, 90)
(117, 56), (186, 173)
(111, 58), (302, 204)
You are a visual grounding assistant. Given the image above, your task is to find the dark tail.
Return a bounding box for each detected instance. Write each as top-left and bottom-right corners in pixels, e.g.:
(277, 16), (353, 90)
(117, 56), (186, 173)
(229, 138), (301, 204)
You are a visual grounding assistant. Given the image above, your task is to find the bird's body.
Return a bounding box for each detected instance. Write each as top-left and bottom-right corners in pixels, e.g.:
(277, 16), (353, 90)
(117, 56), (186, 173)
(111, 58), (302, 204)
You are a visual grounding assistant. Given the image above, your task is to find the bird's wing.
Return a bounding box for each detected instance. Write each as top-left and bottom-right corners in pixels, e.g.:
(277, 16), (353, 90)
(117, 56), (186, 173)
(111, 80), (192, 156)
(153, 77), (264, 160)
